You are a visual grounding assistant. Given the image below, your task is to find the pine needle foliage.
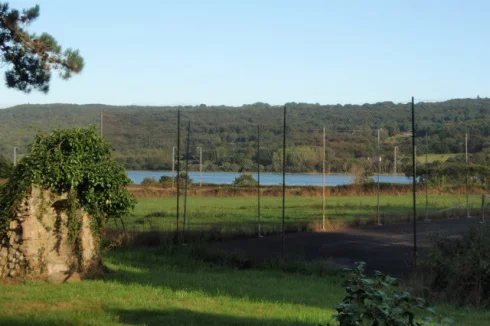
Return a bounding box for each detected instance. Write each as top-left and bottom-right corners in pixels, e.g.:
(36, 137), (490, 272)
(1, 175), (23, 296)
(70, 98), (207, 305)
(0, 2), (84, 93)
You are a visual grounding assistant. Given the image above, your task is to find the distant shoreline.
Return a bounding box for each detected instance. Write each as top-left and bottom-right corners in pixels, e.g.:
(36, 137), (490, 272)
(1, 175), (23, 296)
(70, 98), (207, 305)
(127, 170), (407, 177)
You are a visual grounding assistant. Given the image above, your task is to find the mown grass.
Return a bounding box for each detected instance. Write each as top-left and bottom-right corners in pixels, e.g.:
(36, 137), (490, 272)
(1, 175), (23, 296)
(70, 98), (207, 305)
(0, 248), (340, 326)
(0, 247), (489, 325)
(117, 194), (484, 232)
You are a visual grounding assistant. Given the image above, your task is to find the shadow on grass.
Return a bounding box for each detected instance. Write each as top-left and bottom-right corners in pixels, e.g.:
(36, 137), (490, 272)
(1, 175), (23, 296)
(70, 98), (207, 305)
(0, 308), (320, 326)
(98, 245), (347, 311)
(110, 308), (320, 326)
(0, 318), (80, 326)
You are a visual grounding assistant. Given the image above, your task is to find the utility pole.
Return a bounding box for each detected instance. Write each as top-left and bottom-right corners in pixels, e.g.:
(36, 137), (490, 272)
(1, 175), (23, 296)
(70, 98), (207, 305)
(466, 133), (470, 218)
(13, 146), (18, 166)
(322, 127), (326, 231)
(197, 147), (203, 187)
(377, 128), (381, 225)
(172, 146), (177, 188)
(394, 146), (397, 183)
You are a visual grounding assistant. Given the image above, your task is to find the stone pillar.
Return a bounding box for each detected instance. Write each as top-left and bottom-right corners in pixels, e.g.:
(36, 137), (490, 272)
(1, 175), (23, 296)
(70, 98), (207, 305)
(0, 187), (99, 282)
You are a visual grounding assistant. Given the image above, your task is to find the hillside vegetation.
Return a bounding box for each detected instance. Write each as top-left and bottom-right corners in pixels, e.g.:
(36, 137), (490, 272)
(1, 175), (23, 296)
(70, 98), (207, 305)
(1, 98), (490, 173)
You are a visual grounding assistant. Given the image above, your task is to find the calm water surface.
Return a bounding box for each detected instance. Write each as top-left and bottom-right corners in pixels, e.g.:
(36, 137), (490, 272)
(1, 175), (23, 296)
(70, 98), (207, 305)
(128, 171), (413, 186)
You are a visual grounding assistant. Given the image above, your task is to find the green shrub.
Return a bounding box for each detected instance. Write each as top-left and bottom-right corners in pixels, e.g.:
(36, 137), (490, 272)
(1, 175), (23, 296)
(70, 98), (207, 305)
(233, 174), (258, 187)
(141, 177), (159, 185)
(178, 172), (193, 185)
(328, 262), (453, 326)
(159, 175), (174, 185)
(0, 126), (136, 239)
(422, 226), (490, 307)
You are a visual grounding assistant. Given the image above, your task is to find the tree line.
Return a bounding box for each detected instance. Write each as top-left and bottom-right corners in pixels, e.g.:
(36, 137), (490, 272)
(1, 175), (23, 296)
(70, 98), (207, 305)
(1, 99), (490, 176)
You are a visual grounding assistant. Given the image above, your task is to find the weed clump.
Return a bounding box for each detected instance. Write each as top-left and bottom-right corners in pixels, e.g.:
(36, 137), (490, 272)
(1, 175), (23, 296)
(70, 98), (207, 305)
(420, 226), (490, 307)
(328, 262), (453, 326)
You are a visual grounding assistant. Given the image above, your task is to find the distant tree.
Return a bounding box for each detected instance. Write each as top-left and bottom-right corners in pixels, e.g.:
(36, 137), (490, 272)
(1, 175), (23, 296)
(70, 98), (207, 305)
(178, 172), (192, 185)
(159, 175), (174, 185)
(233, 174), (258, 187)
(350, 163), (373, 184)
(0, 2), (84, 93)
(141, 177), (158, 185)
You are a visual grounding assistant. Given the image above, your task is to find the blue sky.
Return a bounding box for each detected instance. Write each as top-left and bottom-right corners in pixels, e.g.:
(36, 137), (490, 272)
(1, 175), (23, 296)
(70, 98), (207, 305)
(1, 0), (489, 107)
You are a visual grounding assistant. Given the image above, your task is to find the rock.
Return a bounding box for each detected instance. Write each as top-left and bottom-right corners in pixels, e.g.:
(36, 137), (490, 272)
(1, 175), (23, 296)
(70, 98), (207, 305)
(9, 270), (16, 277)
(2, 187), (99, 281)
(64, 272), (81, 283)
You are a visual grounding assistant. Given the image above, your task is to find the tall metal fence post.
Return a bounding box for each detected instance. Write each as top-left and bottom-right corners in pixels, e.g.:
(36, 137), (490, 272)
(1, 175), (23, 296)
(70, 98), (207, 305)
(411, 96), (417, 270)
(322, 127), (326, 231)
(377, 128), (381, 225)
(257, 125), (262, 237)
(282, 105), (287, 255)
(176, 109), (181, 244)
(466, 133), (470, 218)
(183, 121), (191, 241)
(172, 146), (176, 188)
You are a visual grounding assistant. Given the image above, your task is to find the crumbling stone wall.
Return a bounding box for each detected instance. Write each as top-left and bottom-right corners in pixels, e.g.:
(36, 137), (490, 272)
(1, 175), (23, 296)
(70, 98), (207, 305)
(0, 187), (98, 282)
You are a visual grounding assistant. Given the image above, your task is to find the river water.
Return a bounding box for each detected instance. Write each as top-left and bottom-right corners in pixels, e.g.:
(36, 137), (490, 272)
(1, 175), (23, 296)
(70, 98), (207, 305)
(128, 171), (413, 186)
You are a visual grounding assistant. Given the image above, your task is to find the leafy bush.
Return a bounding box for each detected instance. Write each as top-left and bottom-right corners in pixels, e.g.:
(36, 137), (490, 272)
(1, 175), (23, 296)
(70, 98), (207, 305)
(0, 127), (136, 238)
(329, 262), (453, 326)
(233, 174), (258, 187)
(178, 172), (192, 184)
(159, 175), (174, 185)
(421, 226), (490, 307)
(141, 177), (159, 185)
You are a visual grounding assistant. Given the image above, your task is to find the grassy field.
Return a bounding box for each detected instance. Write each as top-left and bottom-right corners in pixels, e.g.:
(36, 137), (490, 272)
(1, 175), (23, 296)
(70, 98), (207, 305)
(0, 247), (489, 326)
(116, 194), (484, 232)
(416, 153), (461, 164)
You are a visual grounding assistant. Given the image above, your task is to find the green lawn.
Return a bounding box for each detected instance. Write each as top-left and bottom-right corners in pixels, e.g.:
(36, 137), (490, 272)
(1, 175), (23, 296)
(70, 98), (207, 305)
(0, 248), (488, 325)
(118, 194), (483, 232)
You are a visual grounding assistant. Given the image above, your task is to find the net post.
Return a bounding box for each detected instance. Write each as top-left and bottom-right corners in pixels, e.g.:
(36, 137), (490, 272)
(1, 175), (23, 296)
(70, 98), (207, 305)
(176, 109), (181, 244)
(257, 125), (262, 238)
(183, 121), (191, 242)
(411, 96), (417, 270)
(282, 104), (286, 255)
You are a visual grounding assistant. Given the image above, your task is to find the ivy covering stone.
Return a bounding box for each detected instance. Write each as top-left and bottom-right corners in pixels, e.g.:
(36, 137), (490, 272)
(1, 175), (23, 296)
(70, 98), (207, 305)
(0, 126), (136, 240)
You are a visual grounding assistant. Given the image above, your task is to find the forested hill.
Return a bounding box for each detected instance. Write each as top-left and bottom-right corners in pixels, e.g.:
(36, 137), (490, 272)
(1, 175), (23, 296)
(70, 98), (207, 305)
(1, 98), (490, 173)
